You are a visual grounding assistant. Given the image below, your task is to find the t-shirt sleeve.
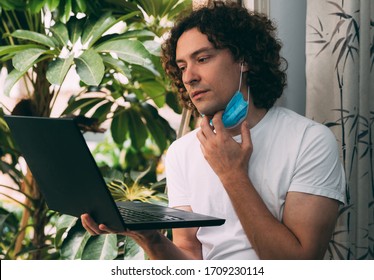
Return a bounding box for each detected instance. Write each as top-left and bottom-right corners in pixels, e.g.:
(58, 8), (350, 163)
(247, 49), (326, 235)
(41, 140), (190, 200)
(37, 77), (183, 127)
(165, 141), (191, 208)
(289, 124), (346, 204)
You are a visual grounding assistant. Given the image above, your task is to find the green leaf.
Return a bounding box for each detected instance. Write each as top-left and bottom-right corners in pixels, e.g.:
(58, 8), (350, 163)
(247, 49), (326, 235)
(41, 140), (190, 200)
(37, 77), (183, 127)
(96, 39), (152, 67)
(115, 30), (156, 41)
(29, 0), (47, 13)
(126, 61), (160, 78)
(74, 49), (104, 86)
(123, 236), (141, 259)
(124, 147), (141, 170)
(0, 213), (9, 231)
(143, 40), (161, 56)
(140, 80), (165, 108)
(56, 214), (78, 231)
(0, 44), (42, 58)
(4, 68), (29, 96)
(81, 13), (116, 47)
(62, 97), (104, 115)
(142, 106), (167, 152)
(101, 55), (132, 79)
(50, 22), (69, 47)
(81, 11), (141, 48)
(79, 98), (104, 115)
(128, 107), (147, 150)
(55, 214), (78, 248)
(160, 0), (179, 17)
(0, 0), (19, 10)
(60, 222), (91, 260)
(12, 48), (46, 72)
(137, 0), (156, 16)
(59, 0), (72, 23)
(46, 55), (74, 85)
(168, 0), (192, 19)
(46, 0), (59, 11)
(111, 108), (129, 144)
(166, 91), (182, 114)
(91, 101), (113, 122)
(75, 0), (87, 12)
(67, 17), (84, 45)
(11, 30), (56, 48)
(81, 234), (118, 260)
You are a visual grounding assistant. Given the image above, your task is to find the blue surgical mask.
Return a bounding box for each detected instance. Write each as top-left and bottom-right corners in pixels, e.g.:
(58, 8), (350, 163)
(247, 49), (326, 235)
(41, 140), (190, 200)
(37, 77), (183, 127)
(221, 63), (249, 129)
(221, 88), (249, 128)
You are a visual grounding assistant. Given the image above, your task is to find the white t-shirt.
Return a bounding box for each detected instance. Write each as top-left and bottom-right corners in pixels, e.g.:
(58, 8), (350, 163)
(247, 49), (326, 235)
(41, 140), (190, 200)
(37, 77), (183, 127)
(165, 106), (346, 260)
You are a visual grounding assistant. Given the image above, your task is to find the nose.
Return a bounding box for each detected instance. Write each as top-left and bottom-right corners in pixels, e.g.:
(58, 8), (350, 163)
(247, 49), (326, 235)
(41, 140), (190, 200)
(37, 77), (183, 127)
(183, 64), (200, 86)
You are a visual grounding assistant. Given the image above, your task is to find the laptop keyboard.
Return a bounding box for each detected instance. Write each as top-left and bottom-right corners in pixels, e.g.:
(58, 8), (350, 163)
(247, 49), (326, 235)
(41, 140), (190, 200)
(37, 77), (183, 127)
(118, 206), (183, 223)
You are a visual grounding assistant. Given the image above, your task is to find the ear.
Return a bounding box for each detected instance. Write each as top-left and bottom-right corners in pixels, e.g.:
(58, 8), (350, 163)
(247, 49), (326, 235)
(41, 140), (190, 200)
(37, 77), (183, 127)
(241, 61), (249, 72)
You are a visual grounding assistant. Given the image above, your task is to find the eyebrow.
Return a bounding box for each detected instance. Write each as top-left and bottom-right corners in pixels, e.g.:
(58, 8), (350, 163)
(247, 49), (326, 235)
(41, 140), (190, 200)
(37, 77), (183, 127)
(175, 47), (216, 64)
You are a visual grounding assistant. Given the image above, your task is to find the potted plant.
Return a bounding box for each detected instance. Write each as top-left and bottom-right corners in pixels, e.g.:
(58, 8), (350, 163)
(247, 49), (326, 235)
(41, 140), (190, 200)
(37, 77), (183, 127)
(0, 0), (191, 259)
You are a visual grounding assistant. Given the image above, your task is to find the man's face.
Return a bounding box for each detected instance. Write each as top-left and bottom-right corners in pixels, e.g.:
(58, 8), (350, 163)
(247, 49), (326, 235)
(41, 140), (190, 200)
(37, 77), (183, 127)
(175, 28), (243, 116)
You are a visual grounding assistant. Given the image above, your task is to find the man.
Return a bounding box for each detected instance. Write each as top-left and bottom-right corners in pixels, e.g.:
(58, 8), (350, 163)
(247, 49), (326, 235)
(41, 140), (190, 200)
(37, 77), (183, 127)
(82, 1), (346, 259)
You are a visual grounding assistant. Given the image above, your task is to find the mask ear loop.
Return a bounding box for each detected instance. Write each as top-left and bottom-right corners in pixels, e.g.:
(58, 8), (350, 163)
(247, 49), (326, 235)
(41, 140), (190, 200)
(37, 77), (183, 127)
(238, 63), (244, 91)
(239, 62), (250, 104)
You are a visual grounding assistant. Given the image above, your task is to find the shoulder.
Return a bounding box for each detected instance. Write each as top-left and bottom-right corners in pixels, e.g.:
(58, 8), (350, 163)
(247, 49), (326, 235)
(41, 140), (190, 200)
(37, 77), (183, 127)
(266, 107), (340, 162)
(272, 107), (316, 127)
(165, 128), (200, 161)
(168, 128), (199, 151)
(272, 107), (336, 141)
(275, 109), (346, 204)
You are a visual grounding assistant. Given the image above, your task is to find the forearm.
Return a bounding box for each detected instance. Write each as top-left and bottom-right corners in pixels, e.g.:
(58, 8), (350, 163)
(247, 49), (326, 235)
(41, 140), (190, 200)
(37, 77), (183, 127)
(128, 230), (201, 260)
(220, 173), (307, 259)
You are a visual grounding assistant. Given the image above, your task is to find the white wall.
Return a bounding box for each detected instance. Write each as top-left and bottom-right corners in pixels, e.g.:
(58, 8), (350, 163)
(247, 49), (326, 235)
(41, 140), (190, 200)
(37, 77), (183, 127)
(270, 0), (307, 116)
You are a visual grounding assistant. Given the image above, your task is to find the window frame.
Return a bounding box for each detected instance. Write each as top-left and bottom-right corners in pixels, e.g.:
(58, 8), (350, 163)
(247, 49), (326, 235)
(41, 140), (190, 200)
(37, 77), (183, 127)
(242, 0), (269, 14)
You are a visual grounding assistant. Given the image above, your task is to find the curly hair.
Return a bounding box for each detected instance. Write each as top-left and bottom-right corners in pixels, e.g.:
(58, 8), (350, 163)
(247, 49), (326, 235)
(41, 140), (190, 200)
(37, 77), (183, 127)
(161, 1), (288, 114)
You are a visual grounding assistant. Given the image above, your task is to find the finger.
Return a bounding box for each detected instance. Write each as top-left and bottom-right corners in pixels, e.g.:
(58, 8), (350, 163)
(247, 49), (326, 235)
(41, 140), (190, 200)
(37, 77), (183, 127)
(199, 143), (206, 155)
(196, 129), (206, 145)
(200, 115), (215, 137)
(98, 224), (120, 235)
(241, 121), (252, 150)
(211, 111), (224, 133)
(197, 129), (209, 157)
(197, 117), (214, 147)
(81, 214), (106, 235)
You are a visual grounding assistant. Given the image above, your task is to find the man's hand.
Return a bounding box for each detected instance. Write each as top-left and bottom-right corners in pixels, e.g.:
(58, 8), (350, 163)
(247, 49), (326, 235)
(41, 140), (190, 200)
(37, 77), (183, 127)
(81, 213), (159, 240)
(81, 213), (112, 235)
(80, 213), (202, 260)
(81, 213), (162, 247)
(196, 111), (253, 182)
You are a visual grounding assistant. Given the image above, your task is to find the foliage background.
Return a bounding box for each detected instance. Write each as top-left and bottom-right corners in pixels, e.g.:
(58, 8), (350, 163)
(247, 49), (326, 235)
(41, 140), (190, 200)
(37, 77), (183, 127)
(0, 0), (191, 259)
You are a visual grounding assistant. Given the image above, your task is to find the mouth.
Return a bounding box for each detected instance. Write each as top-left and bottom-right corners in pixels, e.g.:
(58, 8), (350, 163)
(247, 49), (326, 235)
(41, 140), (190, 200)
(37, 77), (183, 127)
(190, 90), (208, 100)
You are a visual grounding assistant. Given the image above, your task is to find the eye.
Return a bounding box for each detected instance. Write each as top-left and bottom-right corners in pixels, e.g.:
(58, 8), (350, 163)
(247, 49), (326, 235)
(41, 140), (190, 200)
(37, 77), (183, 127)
(177, 64), (186, 72)
(197, 56), (209, 63)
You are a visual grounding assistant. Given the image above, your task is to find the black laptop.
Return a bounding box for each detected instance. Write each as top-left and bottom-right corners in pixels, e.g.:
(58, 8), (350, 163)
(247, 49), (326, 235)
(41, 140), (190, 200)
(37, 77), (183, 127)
(4, 115), (225, 231)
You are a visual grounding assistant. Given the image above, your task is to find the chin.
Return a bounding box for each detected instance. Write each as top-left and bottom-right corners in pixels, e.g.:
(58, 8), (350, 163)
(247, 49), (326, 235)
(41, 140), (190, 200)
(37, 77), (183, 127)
(196, 101), (225, 116)
(202, 108), (222, 117)
(199, 110), (213, 117)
